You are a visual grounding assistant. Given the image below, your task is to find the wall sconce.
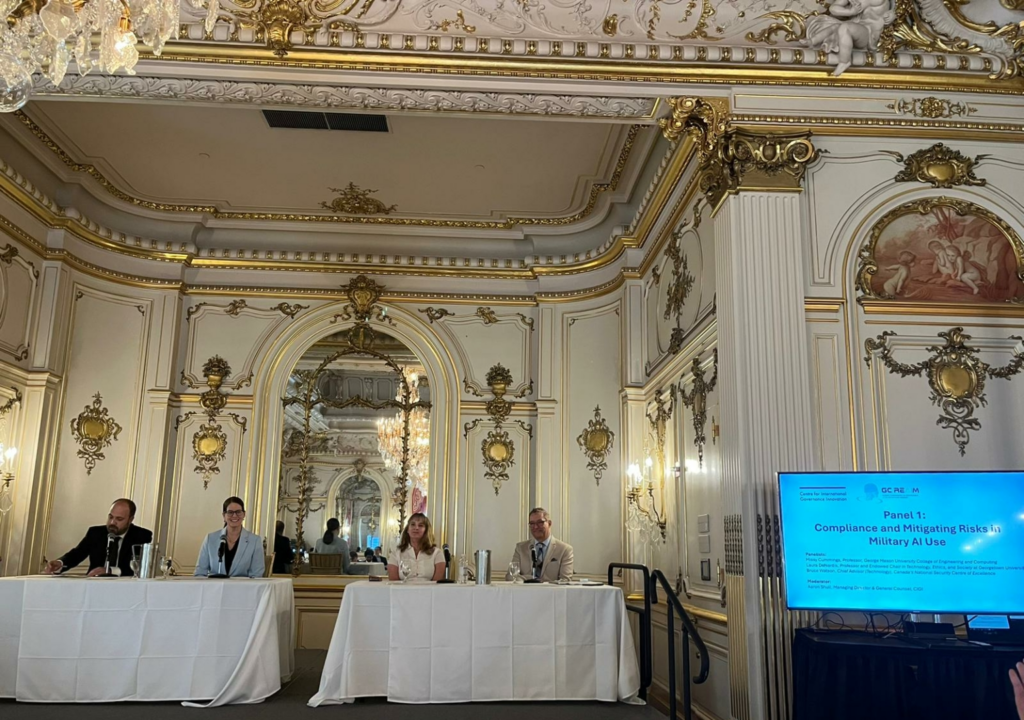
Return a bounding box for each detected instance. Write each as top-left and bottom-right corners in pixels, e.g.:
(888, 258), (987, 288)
(626, 458), (667, 542)
(0, 444), (17, 518)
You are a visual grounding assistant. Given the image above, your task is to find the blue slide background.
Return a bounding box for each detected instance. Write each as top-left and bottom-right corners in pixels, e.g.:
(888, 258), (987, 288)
(778, 471), (1024, 613)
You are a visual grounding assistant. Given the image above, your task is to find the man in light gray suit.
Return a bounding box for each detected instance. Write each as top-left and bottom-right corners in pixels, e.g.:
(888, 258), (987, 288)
(510, 507), (573, 582)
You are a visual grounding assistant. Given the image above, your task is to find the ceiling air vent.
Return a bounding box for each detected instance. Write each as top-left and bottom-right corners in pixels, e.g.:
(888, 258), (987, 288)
(262, 110), (390, 132)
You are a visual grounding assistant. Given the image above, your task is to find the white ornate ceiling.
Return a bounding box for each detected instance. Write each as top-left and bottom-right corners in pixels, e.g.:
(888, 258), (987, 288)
(23, 100), (636, 221)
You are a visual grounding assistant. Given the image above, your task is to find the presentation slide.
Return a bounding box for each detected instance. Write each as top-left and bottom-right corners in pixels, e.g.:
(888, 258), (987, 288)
(779, 471), (1024, 613)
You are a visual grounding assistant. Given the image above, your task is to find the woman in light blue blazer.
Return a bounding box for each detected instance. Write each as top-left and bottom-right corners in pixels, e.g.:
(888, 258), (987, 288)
(194, 496), (265, 578)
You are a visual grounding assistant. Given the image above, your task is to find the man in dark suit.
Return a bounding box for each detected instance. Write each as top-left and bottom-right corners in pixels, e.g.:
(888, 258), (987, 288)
(44, 498), (152, 577)
(272, 520), (294, 574)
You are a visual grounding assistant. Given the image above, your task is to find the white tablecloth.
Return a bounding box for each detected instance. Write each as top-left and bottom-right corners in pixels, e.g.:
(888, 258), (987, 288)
(309, 581), (640, 705)
(0, 576), (294, 705)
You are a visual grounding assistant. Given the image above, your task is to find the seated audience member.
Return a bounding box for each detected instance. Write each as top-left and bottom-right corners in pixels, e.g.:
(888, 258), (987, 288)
(349, 551), (359, 564)
(44, 498), (152, 577)
(388, 512), (445, 581)
(194, 496), (265, 578)
(510, 507), (574, 582)
(314, 517), (351, 573)
(1010, 660), (1024, 720)
(364, 548), (374, 562)
(373, 546), (387, 565)
(272, 520), (294, 574)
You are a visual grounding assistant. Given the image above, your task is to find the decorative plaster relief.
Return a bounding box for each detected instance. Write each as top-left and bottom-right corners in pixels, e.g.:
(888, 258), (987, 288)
(0, 244), (36, 362)
(183, 300), (309, 390)
(438, 311), (534, 398)
(33, 75), (659, 119)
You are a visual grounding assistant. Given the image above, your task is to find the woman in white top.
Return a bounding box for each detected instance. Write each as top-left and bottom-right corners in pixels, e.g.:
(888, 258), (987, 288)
(388, 512), (445, 582)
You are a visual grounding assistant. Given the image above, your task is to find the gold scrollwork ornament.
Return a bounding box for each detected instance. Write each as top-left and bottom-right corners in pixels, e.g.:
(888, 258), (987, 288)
(482, 428), (515, 496)
(482, 363), (517, 495)
(200, 355), (231, 415)
(577, 406), (615, 485)
(865, 327), (1024, 456)
(680, 350), (719, 468)
(883, 143), (988, 188)
(193, 420), (228, 488)
(69, 393), (122, 475)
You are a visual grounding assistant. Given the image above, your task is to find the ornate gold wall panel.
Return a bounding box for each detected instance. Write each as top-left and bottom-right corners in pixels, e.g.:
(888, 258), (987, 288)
(69, 393), (122, 475)
(864, 327), (1024, 455)
(576, 405), (614, 485)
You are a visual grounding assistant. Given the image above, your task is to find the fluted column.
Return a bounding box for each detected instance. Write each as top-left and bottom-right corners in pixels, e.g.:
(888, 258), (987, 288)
(715, 190), (818, 720)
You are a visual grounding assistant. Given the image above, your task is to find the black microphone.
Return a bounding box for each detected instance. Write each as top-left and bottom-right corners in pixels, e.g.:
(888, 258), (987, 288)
(208, 534), (229, 579)
(437, 543), (454, 583)
(104, 533), (117, 575)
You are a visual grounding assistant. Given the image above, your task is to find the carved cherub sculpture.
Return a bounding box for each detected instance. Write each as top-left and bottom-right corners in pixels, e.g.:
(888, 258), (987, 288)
(805, 0), (895, 76)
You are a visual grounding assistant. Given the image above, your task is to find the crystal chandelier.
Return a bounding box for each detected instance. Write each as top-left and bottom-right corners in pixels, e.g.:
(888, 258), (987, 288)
(0, 0), (199, 112)
(377, 368), (429, 500)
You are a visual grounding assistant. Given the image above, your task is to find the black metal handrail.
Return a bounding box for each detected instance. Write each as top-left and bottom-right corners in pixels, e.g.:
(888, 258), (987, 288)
(651, 568), (710, 720)
(608, 563), (653, 700)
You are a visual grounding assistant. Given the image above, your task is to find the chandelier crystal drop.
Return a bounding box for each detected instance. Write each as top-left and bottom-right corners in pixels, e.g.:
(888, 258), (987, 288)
(0, 0), (180, 112)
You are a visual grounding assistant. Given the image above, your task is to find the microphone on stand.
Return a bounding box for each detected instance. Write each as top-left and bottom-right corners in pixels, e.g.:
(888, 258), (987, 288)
(102, 533), (118, 576)
(437, 543), (454, 583)
(207, 533), (229, 579)
(524, 545), (541, 583)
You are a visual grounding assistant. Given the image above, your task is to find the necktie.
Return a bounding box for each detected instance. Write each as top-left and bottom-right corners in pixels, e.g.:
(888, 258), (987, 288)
(534, 543), (544, 578)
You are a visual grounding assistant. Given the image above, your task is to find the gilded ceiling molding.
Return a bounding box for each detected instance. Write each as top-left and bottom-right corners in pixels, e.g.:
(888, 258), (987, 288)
(69, 393), (122, 475)
(320, 183), (397, 215)
(161, 15), (1011, 86)
(908, 0), (1024, 79)
(887, 97), (977, 118)
(658, 97), (730, 161)
(883, 143), (988, 188)
(865, 327), (1024, 456)
(8, 109), (1024, 293)
(31, 75), (660, 119)
(12, 111), (642, 230)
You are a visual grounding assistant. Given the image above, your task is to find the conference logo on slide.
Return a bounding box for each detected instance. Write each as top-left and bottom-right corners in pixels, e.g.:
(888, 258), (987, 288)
(860, 483), (881, 503)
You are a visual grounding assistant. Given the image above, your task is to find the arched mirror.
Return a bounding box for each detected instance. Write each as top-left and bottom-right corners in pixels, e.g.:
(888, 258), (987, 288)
(276, 304), (432, 575)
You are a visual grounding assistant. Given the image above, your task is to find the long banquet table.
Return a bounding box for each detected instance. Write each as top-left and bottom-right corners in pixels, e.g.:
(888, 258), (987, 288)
(309, 580), (641, 705)
(0, 576), (294, 706)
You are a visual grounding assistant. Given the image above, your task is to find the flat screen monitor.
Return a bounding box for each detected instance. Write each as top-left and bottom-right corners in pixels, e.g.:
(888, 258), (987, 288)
(777, 471), (1024, 614)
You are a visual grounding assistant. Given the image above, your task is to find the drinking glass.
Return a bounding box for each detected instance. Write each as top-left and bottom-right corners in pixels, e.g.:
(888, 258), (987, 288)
(399, 559), (412, 582)
(130, 547), (142, 578)
(509, 560), (521, 583)
(458, 555), (469, 584)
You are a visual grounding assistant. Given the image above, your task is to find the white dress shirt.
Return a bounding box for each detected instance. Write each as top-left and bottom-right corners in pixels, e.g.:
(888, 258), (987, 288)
(392, 545), (444, 580)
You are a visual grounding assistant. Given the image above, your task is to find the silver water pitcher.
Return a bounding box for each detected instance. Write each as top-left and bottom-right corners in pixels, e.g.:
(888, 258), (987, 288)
(133, 542), (159, 579)
(474, 549), (491, 585)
